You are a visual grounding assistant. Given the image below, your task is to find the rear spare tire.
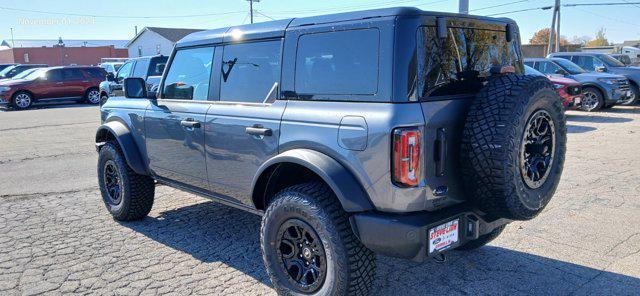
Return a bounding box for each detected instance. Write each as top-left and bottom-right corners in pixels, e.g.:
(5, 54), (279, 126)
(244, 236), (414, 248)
(461, 74), (566, 220)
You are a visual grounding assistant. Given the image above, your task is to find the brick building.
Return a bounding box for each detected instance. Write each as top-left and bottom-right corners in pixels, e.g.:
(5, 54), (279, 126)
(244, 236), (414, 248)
(0, 39), (128, 66)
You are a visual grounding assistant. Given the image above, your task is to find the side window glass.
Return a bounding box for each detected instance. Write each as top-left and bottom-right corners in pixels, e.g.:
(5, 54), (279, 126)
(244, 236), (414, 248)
(116, 62), (134, 81)
(132, 59), (150, 78)
(295, 29), (379, 97)
(46, 70), (62, 81)
(149, 57), (168, 76)
(162, 46), (214, 101)
(63, 69), (85, 80)
(575, 56), (596, 71)
(220, 41), (281, 103)
(538, 62), (561, 75)
(593, 57), (605, 69)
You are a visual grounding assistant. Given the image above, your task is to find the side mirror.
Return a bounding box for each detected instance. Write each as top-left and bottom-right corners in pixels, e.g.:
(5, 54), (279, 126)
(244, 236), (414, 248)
(596, 66), (606, 72)
(124, 77), (148, 99)
(106, 73), (115, 81)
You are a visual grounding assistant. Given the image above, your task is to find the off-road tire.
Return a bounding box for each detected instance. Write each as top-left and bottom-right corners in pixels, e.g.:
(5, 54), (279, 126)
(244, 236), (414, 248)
(97, 142), (155, 221)
(461, 74), (566, 220)
(581, 87), (604, 112)
(457, 225), (506, 251)
(11, 91), (33, 110)
(261, 182), (376, 296)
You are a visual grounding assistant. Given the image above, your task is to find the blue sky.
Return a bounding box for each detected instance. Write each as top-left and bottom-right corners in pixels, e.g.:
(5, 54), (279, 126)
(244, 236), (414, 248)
(0, 0), (639, 44)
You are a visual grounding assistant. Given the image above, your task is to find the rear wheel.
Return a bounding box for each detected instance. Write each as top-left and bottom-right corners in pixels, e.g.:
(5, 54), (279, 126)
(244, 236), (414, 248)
(85, 88), (100, 104)
(261, 182), (376, 296)
(11, 91), (33, 110)
(97, 142), (155, 221)
(461, 74), (566, 220)
(581, 87), (604, 111)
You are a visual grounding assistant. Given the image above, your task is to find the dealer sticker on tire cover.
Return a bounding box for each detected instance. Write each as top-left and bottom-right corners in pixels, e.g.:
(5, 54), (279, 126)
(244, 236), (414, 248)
(429, 219), (459, 254)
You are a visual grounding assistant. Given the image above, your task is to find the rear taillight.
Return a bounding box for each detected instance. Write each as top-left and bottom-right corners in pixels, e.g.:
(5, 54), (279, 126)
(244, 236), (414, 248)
(392, 127), (422, 187)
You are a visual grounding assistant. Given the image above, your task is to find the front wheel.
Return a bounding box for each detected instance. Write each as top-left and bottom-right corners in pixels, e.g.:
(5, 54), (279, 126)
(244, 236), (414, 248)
(11, 91), (33, 110)
(97, 142), (155, 221)
(620, 84), (639, 106)
(581, 87), (604, 111)
(261, 182), (376, 296)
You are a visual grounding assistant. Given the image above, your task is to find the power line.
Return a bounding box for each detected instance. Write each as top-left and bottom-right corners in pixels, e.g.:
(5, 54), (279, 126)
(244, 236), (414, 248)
(485, 6), (553, 16)
(255, 10), (276, 21)
(563, 2), (640, 7)
(0, 6), (245, 19)
(470, 0), (530, 12)
(262, 0), (450, 15)
(571, 6), (640, 27)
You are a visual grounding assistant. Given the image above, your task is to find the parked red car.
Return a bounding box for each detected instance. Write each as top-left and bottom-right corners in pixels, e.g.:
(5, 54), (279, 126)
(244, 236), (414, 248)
(525, 65), (581, 110)
(547, 75), (582, 110)
(0, 66), (106, 110)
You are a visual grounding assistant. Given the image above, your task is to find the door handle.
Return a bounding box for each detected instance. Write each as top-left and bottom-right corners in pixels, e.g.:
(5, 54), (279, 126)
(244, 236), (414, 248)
(245, 125), (272, 137)
(180, 119), (201, 129)
(55, 82), (64, 85)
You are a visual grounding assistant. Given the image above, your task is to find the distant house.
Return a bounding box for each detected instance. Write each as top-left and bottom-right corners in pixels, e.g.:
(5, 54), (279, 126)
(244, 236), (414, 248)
(0, 38), (128, 66)
(125, 27), (203, 57)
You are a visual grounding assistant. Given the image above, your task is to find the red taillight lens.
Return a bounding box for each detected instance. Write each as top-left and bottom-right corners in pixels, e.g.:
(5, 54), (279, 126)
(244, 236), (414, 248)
(392, 127), (421, 187)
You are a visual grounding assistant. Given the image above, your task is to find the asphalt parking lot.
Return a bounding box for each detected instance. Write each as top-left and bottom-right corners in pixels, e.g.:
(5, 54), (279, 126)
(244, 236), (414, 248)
(1, 103), (639, 295)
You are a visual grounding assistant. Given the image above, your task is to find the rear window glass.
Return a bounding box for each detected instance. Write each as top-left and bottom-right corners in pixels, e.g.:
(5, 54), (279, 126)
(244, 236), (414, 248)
(414, 26), (522, 99)
(295, 29), (379, 97)
(149, 57), (168, 76)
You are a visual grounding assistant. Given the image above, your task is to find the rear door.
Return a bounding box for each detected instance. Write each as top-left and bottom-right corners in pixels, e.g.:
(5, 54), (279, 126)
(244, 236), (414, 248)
(205, 40), (286, 206)
(145, 46), (215, 190)
(61, 68), (87, 98)
(415, 23), (523, 209)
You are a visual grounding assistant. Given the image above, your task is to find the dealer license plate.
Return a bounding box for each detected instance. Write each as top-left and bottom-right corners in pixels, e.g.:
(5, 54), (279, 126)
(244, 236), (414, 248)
(428, 219), (459, 254)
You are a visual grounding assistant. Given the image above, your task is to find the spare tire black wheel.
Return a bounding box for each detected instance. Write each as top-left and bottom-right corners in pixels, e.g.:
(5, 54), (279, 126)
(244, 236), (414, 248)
(461, 74), (566, 221)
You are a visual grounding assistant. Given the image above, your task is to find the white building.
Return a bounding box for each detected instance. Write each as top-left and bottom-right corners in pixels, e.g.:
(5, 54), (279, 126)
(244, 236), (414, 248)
(125, 27), (203, 57)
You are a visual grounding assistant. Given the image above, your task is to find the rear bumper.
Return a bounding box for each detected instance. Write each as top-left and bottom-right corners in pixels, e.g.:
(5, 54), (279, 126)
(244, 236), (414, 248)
(350, 204), (510, 262)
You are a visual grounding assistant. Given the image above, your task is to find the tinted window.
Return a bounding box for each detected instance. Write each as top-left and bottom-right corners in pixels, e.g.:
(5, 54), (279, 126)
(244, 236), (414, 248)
(415, 26), (522, 99)
(536, 61), (562, 75)
(220, 41), (281, 103)
(86, 68), (107, 79)
(295, 29), (379, 97)
(132, 58), (150, 78)
(63, 69), (85, 80)
(573, 56), (604, 71)
(116, 62), (134, 81)
(163, 47), (214, 101)
(149, 57), (168, 76)
(46, 69), (63, 81)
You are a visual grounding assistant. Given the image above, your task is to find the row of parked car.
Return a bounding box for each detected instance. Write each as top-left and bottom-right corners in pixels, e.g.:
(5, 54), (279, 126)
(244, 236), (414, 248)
(525, 52), (640, 112)
(0, 55), (168, 110)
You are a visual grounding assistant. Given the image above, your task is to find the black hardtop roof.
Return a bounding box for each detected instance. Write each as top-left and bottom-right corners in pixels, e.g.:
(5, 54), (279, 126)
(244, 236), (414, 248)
(176, 6), (515, 48)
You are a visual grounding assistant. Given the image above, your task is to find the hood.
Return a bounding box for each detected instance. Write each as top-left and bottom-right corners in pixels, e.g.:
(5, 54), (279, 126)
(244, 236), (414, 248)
(0, 78), (32, 87)
(547, 75), (579, 85)
(607, 66), (640, 81)
(571, 72), (625, 83)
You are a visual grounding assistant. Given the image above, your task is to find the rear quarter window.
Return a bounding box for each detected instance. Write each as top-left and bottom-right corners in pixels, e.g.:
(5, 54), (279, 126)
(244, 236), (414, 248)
(294, 28), (380, 100)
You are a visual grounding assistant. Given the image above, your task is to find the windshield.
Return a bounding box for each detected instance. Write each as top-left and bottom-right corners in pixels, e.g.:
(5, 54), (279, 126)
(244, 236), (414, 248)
(0, 65), (17, 78)
(12, 68), (39, 79)
(599, 54), (626, 67)
(22, 68), (47, 80)
(554, 59), (586, 74)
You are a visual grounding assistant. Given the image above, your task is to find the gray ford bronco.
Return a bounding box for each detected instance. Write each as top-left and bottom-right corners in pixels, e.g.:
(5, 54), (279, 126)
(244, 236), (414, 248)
(96, 7), (566, 295)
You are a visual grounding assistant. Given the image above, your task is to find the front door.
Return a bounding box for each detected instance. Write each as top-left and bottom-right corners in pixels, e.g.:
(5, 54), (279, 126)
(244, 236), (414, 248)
(206, 40), (286, 206)
(145, 46), (215, 190)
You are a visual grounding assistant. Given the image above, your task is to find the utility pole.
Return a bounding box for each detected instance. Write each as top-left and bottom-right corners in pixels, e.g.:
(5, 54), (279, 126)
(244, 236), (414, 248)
(547, 0), (560, 55)
(247, 0), (260, 24)
(459, 0), (469, 14)
(10, 27), (15, 47)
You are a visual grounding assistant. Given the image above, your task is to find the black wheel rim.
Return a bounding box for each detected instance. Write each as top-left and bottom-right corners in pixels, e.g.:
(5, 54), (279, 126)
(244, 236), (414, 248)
(276, 219), (327, 293)
(520, 110), (556, 189)
(103, 160), (122, 204)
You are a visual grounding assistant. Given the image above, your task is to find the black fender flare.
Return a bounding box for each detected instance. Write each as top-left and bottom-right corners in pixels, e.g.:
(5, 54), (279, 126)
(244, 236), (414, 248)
(95, 121), (147, 175)
(251, 149), (374, 212)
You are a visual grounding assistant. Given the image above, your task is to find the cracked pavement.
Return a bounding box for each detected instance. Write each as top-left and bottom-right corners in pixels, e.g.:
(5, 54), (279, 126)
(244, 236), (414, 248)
(1, 104), (639, 295)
